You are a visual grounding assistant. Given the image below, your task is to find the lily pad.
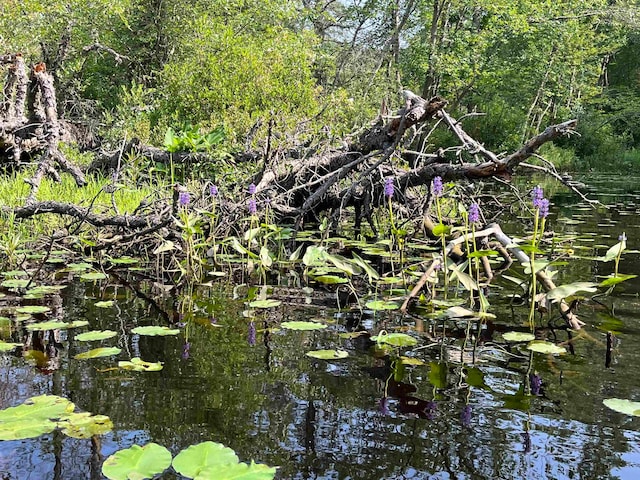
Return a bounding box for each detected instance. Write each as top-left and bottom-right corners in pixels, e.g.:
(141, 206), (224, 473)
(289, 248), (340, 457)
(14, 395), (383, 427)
(172, 442), (239, 478)
(312, 275), (349, 284)
(196, 461), (278, 480)
(94, 300), (115, 308)
(546, 282), (598, 302)
(371, 332), (418, 347)
(80, 272), (107, 281)
(27, 320), (89, 331)
(75, 330), (118, 342)
(108, 256), (139, 265)
(57, 412), (113, 439)
(306, 349), (349, 360)
(365, 300), (400, 311)
(0, 394), (74, 440)
(248, 299), (282, 309)
(503, 331), (536, 342)
(0, 341), (21, 352)
(65, 263), (92, 272)
(75, 347), (122, 359)
(25, 285), (66, 296)
(15, 306), (51, 314)
(132, 326), (180, 336)
(0, 279), (29, 289)
(118, 357), (163, 372)
(603, 398), (640, 416)
(280, 321), (327, 331)
(527, 341), (566, 355)
(102, 443), (172, 480)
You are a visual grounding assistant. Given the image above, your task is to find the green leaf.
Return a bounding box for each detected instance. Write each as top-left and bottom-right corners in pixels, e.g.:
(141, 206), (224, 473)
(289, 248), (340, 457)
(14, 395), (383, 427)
(432, 223), (450, 236)
(108, 256), (139, 265)
(75, 330), (118, 342)
(27, 320), (89, 331)
(546, 282), (598, 302)
(80, 272), (108, 281)
(448, 264), (478, 291)
(94, 300), (115, 308)
(132, 326), (180, 336)
(65, 262), (92, 272)
(603, 398), (640, 416)
(0, 279), (29, 289)
(259, 246), (273, 268)
(326, 253), (361, 276)
(281, 321), (327, 331)
(312, 275), (348, 284)
(351, 252), (380, 282)
(302, 245), (327, 266)
(599, 274), (637, 287)
(400, 356), (425, 366)
(102, 443), (172, 480)
(0, 394), (75, 440)
(172, 442), (239, 478)
(118, 357), (164, 372)
(601, 240), (626, 262)
(57, 412), (113, 439)
(0, 341), (21, 352)
(306, 349), (349, 360)
(523, 259), (550, 275)
(248, 299), (281, 309)
(15, 306), (51, 314)
(428, 361), (448, 389)
(365, 300), (399, 311)
(75, 347), (122, 359)
(370, 332), (418, 347)
(502, 331), (536, 342)
(467, 250), (499, 258)
(527, 341), (566, 355)
(195, 461), (277, 480)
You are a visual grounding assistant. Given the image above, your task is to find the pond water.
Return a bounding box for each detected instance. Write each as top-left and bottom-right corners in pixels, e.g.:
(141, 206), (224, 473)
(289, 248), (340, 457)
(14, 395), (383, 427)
(1, 174), (640, 479)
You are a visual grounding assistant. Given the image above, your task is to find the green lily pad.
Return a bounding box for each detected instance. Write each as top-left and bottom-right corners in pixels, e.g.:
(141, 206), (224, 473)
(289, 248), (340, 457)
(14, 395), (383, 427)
(546, 282), (599, 302)
(306, 349), (349, 360)
(527, 341), (566, 355)
(603, 398), (640, 416)
(365, 300), (400, 311)
(0, 394), (75, 440)
(57, 412), (113, 439)
(102, 443), (172, 480)
(108, 256), (139, 265)
(0, 279), (29, 289)
(248, 299), (282, 309)
(15, 306), (51, 314)
(65, 263), (92, 272)
(25, 285), (66, 296)
(312, 275), (349, 284)
(132, 326), (180, 336)
(172, 442), (239, 478)
(75, 330), (118, 342)
(94, 300), (115, 308)
(503, 331), (536, 342)
(80, 272), (107, 281)
(118, 357), (163, 372)
(280, 321), (327, 331)
(0, 341), (21, 352)
(1, 270), (28, 277)
(75, 347), (122, 359)
(371, 332), (418, 347)
(338, 331), (368, 339)
(196, 461), (277, 480)
(27, 320), (89, 331)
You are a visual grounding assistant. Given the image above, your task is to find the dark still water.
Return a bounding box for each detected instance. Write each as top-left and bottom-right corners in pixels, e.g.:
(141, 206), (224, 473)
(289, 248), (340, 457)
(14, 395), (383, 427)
(1, 174), (640, 479)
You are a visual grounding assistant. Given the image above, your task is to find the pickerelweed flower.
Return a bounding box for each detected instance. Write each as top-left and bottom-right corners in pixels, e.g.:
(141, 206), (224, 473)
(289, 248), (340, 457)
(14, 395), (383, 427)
(248, 198), (257, 215)
(425, 400), (438, 420)
(532, 185), (544, 208)
(248, 321), (256, 346)
(182, 342), (191, 360)
(539, 198), (550, 218)
(530, 373), (542, 396)
(379, 397), (390, 416)
(461, 404), (472, 427)
(432, 176), (443, 197)
(248, 183), (256, 195)
(178, 191), (190, 206)
(209, 184), (218, 196)
(469, 203), (480, 224)
(384, 177), (394, 198)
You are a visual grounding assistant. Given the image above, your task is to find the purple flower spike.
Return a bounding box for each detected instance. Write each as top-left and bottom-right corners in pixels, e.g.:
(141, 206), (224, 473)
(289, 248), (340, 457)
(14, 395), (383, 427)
(379, 397), (390, 415)
(461, 404), (472, 426)
(248, 321), (256, 346)
(432, 176), (443, 197)
(539, 198), (550, 218)
(182, 342), (191, 360)
(178, 191), (190, 206)
(532, 186), (544, 208)
(209, 184), (218, 196)
(530, 373), (542, 396)
(248, 183), (256, 195)
(248, 198), (257, 215)
(469, 203), (480, 224)
(384, 177), (394, 198)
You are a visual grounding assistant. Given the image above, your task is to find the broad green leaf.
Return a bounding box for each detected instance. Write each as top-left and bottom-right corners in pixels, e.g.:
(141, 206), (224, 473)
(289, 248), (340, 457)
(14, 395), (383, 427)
(527, 341), (566, 355)
(248, 299), (281, 309)
(503, 331), (536, 342)
(57, 412), (113, 439)
(75, 347), (122, 359)
(259, 246), (273, 268)
(523, 260), (550, 275)
(365, 300), (399, 311)
(153, 241), (176, 254)
(102, 443), (172, 480)
(306, 349), (349, 360)
(0, 341), (21, 352)
(80, 272), (107, 281)
(428, 361), (448, 389)
(0, 279), (29, 289)
(302, 246), (327, 266)
(196, 461), (277, 480)
(108, 256), (138, 265)
(546, 282), (598, 302)
(599, 274), (637, 287)
(448, 265), (478, 291)
(172, 442), (239, 478)
(445, 306), (476, 318)
(281, 321), (327, 331)
(75, 330), (118, 342)
(338, 331), (368, 339)
(27, 320), (89, 331)
(118, 357), (164, 372)
(26, 285), (66, 296)
(432, 223), (450, 236)
(467, 250), (499, 258)
(371, 333), (418, 347)
(15, 306), (51, 314)
(326, 253), (361, 276)
(351, 252), (380, 282)
(132, 326), (180, 336)
(601, 240), (626, 262)
(603, 398), (640, 416)
(65, 262), (92, 272)
(400, 356), (425, 366)
(94, 300), (115, 308)
(0, 395), (74, 440)
(312, 275), (348, 284)
(1, 270), (28, 277)
(289, 245), (304, 261)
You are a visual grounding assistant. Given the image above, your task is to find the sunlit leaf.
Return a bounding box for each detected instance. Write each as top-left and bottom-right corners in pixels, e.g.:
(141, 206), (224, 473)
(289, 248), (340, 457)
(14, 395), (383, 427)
(195, 461), (277, 480)
(102, 443), (172, 480)
(599, 274), (637, 287)
(445, 306), (476, 318)
(326, 253), (361, 276)
(57, 412), (113, 439)
(132, 326), (180, 336)
(153, 241), (176, 254)
(428, 361), (447, 388)
(306, 349), (349, 360)
(75, 330), (118, 342)
(118, 357), (163, 372)
(0, 395), (74, 440)
(302, 245), (327, 266)
(281, 321), (327, 331)
(248, 299), (281, 309)
(75, 347), (122, 359)
(546, 282), (598, 302)
(108, 256), (139, 265)
(527, 341), (566, 355)
(603, 398), (640, 416)
(80, 272), (107, 281)
(365, 300), (399, 311)
(600, 240), (626, 262)
(400, 356), (425, 366)
(371, 332), (418, 347)
(94, 300), (115, 308)
(0, 341), (21, 352)
(502, 331), (536, 342)
(312, 275), (349, 284)
(0, 279), (29, 289)
(467, 250), (499, 258)
(15, 306), (50, 314)
(432, 223), (450, 236)
(351, 252), (380, 282)
(523, 260), (550, 275)
(448, 265), (478, 291)
(338, 331), (368, 339)
(259, 246), (273, 268)
(25, 285), (66, 296)
(65, 262), (92, 272)
(27, 320), (89, 331)
(172, 442), (239, 478)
